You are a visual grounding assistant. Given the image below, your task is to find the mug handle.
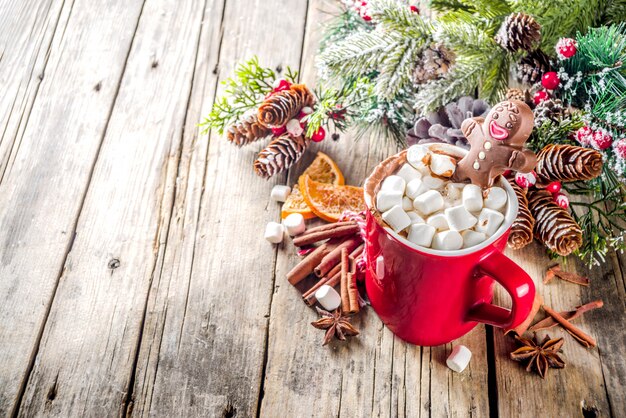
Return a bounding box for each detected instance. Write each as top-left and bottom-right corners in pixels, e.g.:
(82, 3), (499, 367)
(466, 250), (535, 329)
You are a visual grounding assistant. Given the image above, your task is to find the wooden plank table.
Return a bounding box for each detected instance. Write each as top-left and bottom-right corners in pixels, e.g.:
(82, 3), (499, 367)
(0, 1), (624, 416)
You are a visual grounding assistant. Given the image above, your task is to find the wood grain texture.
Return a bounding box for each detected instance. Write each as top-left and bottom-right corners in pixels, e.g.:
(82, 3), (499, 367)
(0, 0), (147, 414)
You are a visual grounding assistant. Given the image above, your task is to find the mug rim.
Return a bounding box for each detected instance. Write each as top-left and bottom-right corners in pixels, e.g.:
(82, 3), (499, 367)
(363, 143), (519, 257)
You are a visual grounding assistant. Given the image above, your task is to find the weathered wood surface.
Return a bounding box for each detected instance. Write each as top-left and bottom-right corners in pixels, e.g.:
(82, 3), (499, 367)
(0, 0), (624, 417)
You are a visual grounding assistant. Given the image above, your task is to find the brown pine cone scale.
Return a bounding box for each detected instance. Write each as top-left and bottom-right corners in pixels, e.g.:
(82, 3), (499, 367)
(507, 178), (535, 250)
(254, 134), (310, 179)
(226, 114), (271, 147)
(528, 189), (582, 256)
(536, 144), (603, 184)
(257, 84), (314, 128)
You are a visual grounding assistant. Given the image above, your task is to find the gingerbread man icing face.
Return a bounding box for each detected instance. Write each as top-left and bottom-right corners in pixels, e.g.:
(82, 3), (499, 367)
(453, 100), (537, 188)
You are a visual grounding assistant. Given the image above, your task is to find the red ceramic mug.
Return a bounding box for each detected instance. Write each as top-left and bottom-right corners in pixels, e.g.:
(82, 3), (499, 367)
(363, 144), (535, 346)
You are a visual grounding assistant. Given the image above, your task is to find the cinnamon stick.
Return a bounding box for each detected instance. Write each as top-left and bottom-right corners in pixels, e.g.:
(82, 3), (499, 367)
(542, 305), (597, 348)
(347, 258), (359, 315)
(319, 244), (364, 285)
(340, 249), (350, 314)
(286, 241), (336, 285)
(293, 224), (360, 247)
(314, 237), (361, 278)
(544, 264), (589, 286)
(301, 245), (364, 302)
(529, 300), (603, 332)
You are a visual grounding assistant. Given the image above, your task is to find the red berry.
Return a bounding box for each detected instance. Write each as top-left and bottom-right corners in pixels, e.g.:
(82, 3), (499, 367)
(502, 169), (512, 177)
(541, 72), (560, 90)
(554, 193), (569, 209)
(410, 5), (420, 13)
(533, 90), (549, 105)
(310, 127), (326, 142)
(591, 130), (613, 150)
(515, 171), (537, 188)
(362, 14), (372, 21)
(546, 181), (562, 194)
(556, 38), (577, 59)
(273, 79), (291, 93)
(271, 126), (287, 136)
(614, 138), (626, 159)
(575, 126), (592, 145)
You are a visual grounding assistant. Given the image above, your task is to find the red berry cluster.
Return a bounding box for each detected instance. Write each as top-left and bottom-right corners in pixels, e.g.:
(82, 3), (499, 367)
(575, 126), (613, 150)
(514, 172), (568, 209)
(556, 38), (578, 60)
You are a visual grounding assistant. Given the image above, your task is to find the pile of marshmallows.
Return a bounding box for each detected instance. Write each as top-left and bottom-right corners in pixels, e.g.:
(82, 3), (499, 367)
(264, 185), (305, 244)
(376, 145), (508, 251)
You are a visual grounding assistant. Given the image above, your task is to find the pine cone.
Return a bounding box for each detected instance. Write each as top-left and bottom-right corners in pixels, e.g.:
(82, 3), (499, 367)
(495, 13), (541, 52)
(257, 84), (315, 128)
(507, 178), (535, 250)
(533, 99), (567, 127)
(226, 113), (271, 146)
(406, 96), (490, 148)
(536, 144), (603, 184)
(253, 134), (310, 179)
(506, 88), (533, 108)
(528, 189), (582, 256)
(516, 49), (551, 84)
(413, 43), (455, 84)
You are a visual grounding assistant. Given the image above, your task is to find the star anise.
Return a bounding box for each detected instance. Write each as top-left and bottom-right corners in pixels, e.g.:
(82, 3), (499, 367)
(311, 307), (359, 346)
(510, 334), (565, 378)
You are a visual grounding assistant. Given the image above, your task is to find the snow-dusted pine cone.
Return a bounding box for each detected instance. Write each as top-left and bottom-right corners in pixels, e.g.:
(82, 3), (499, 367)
(226, 113), (271, 147)
(506, 88), (533, 108)
(533, 99), (567, 127)
(516, 49), (551, 84)
(507, 178), (535, 250)
(495, 13), (541, 52)
(406, 96), (490, 148)
(535, 144), (603, 184)
(413, 43), (455, 84)
(253, 134), (310, 179)
(257, 84), (315, 128)
(528, 189), (582, 256)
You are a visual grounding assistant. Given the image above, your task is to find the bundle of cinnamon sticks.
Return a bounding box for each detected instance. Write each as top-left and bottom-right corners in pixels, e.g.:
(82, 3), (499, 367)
(286, 220), (364, 313)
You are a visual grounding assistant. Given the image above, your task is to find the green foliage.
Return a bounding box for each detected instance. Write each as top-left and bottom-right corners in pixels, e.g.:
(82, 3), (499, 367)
(318, 6), (373, 54)
(527, 111), (584, 152)
(199, 57), (297, 134)
(304, 85), (352, 138)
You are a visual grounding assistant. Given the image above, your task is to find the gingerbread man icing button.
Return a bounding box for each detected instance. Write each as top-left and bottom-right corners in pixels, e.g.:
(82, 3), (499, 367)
(453, 100), (537, 188)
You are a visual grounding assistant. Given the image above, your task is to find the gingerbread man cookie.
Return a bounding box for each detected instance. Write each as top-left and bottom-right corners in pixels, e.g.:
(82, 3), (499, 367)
(453, 100), (537, 188)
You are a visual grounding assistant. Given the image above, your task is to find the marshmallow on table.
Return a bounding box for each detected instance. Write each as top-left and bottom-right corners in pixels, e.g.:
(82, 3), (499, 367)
(427, 213), (449, 231)
(483, 186), (508, 211)
(396, 163), (423, 183)
(405, 178), (429, 199)
(382, 205), (412, 232)
(315, 285), (342, 311)
(381, 175), (406, 194)
(407, 145), (431, 171)
(447, 345), (472, 373)
(377, 190), (403, 212)
(462, 230), (487, 248)
(429, 153), (456, 177)
(402, 196), (414, 211)
(475, 208), (505, 236)
(407, 211), (425, 224)
(264, 222), (285, 244)
(432, 230), (463, 251)
(270, 185), (291, 202)
(413, 190), (444, 215)
(445, 205), (478, 231)
(422, 175), (445, 190)
(408, 223), (436, 247)
(283, 213), (306, 236)
(462, 184), (483, 213)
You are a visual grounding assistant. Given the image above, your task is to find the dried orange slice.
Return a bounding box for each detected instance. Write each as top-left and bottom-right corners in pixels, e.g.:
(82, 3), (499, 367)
(298, 174), (365, 222)
(302, 152), (344, 185)
(281, 184), (317, 219)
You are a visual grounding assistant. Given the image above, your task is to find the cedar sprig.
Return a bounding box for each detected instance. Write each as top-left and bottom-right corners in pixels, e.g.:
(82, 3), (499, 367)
(318, 5), (373, 54)
(304, 85), (354, 138)
(200, 57), (298, 135)
(527, 111), (584, 152)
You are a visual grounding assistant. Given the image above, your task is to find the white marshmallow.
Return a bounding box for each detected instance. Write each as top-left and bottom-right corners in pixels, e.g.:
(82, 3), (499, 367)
(377, 190), (403, 212)
(396, 163), (422, 183)
(422, 175), (445, 190)
(413, 190), (444, 215)
(475, 208), (505, 236)
(283, 213), (306, 236)
(407, 144), (431, 170)
(446, 345), (472, 373)
(402, 196), (414, 211)
(381, 175), (406, 194)
(444, 198), (462, 209)
(445, 205), (478, 231)
(270, 185), (291, 202)
(427, 213), (449, 231)
(407, 211), (426, 224)
(462, 184), (483, 213)
(382, 205), (412, 232)
(376, 255), (385, 279)
(408, 223), (436, 247)
(483, 187), (508, 211)
(315, 285), (342, 311)
(429, 153), (457, 177)
(432, 230), (463, 251)
(461, 230), (487, 248)
(444, 183), (462, 201)
(264, 222), (285, 244)
(405, 178), (429, 199)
